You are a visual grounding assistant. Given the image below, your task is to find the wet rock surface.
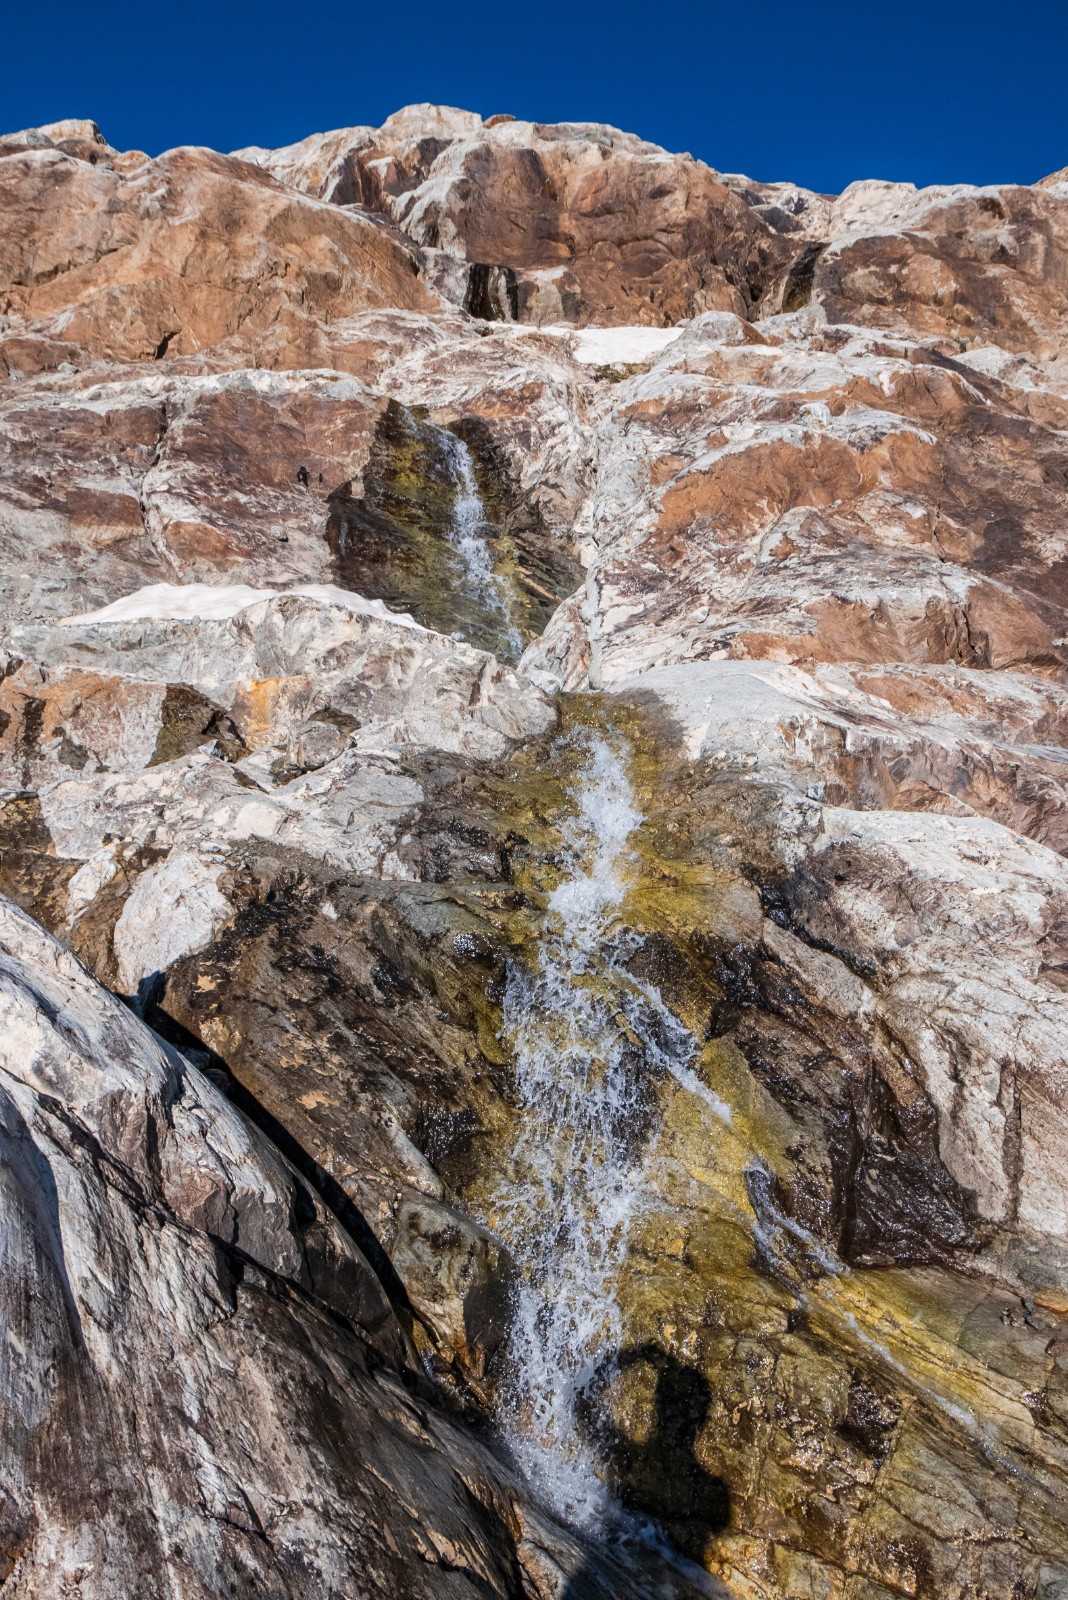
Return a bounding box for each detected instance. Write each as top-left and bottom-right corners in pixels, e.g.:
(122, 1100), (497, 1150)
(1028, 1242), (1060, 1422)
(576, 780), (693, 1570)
(2, 102), (1068, 1600)
(325, 398), (581, 658)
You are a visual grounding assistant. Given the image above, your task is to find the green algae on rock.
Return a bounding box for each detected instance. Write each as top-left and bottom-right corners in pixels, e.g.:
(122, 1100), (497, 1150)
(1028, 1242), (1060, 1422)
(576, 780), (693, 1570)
(438, 694), (1068, 1596)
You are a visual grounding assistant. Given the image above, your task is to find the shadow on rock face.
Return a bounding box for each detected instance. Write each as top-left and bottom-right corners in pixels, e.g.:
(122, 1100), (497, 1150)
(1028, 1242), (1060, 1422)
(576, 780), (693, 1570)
(583, 1345), (730, 1571)
(127, 972), (422, 1346)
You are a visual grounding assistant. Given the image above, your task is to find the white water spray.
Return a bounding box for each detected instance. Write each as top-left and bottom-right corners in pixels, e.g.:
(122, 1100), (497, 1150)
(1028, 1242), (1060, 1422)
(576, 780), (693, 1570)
(483, 729), (721, 1528)
(439, 429), (523, 658)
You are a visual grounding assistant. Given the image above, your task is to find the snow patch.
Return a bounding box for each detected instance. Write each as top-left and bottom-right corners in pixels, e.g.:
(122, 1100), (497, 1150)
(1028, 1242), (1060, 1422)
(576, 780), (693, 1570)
(539, 324), (686, 366)
(61, 582), (423, 630)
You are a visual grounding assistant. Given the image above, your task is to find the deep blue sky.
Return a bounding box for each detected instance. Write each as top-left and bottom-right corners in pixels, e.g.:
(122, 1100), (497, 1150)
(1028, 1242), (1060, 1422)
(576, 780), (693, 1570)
(3, 0), (1066, 195)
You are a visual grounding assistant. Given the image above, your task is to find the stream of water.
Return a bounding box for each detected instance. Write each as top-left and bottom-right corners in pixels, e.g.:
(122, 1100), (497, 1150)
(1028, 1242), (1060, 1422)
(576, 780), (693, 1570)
(483, 729), (725, 1530)
(437, 428), (524, 659)
(475, 725), (997, 1595)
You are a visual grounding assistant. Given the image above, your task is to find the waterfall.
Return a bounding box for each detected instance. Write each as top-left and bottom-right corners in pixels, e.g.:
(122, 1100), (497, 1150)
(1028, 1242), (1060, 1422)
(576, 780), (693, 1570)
(438, 429), (523, 658)
(483, 728), (725, 1529)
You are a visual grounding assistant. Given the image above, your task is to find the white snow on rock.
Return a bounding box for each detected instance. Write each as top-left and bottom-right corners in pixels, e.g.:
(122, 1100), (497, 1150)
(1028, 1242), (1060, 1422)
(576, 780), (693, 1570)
(539, 324), (686, 366)
(62, 582), (423, 629)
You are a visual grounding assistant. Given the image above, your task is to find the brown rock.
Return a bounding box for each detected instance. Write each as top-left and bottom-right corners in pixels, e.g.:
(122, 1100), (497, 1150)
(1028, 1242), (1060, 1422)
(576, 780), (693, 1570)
(239, 106), (790, 327)
(0, 140), (436, 371)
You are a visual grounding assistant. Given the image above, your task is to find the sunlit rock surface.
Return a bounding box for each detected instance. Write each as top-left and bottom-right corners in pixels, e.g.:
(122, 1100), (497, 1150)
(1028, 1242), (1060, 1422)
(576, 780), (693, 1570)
(2, 102), (1068, 1600)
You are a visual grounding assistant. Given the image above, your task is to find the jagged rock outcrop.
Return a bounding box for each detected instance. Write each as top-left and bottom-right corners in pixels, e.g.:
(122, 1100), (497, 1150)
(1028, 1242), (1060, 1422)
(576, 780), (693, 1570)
(0, 895), (666, 1599)
(0, 318), (589, 625)
(0, 132), (434, 374)
(2, 101), (1068, 1600)
(236, 106), (789, 327)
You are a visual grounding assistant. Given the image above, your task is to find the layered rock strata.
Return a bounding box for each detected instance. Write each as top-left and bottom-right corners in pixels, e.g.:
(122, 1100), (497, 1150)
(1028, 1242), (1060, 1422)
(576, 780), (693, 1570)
(2, 106), (1068, 1600)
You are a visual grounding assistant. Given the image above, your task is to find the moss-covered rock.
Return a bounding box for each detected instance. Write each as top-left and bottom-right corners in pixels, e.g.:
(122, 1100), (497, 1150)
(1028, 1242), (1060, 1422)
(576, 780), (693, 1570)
(426, 694), (1068, 1596)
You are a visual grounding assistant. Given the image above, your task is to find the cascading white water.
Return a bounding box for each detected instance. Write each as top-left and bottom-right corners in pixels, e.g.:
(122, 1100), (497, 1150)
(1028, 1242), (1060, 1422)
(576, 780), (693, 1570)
(438, 429), (523, 658)
(483, 729), (728, 1529)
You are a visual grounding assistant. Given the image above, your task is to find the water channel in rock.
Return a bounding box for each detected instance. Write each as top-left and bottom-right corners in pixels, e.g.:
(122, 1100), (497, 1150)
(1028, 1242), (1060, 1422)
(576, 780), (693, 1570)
(437, 424), (524, 659)
(328, 400), (546, 661)
(479, 727), (731, 1532)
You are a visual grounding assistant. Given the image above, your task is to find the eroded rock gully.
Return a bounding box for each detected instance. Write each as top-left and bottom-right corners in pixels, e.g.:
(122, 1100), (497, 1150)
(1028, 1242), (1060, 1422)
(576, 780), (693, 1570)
(1, 106), (1068, 1600)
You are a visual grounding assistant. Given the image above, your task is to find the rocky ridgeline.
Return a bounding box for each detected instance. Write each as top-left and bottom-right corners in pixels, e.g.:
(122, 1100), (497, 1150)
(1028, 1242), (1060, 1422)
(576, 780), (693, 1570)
(1, 107), (1068, 1600)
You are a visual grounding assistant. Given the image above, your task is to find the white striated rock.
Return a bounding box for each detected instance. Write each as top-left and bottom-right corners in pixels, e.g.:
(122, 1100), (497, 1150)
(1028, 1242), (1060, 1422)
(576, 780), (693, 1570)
(0, 897), (639, 1599)
(112, 849), (232, 993)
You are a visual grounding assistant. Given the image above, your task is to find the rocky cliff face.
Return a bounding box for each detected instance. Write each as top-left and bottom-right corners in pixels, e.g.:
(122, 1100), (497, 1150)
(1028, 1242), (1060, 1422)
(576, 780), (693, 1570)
(2, 107), (1068, 1600)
